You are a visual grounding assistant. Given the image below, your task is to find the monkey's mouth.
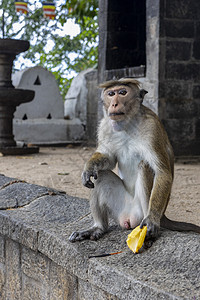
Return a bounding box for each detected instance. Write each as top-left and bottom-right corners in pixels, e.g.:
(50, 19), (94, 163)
(109, 112), (125, 116)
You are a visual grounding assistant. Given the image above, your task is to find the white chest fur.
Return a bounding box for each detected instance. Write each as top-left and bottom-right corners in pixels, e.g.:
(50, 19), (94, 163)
(111, 131), (142, 192)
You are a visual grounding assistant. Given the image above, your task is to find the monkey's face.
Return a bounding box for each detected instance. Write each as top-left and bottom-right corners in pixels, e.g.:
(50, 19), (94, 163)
(103, 85), (139, 121)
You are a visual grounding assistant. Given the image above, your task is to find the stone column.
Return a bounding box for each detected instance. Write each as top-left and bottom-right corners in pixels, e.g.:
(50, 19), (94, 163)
(0, 39), (37, 154)
(158, 0), (200, 155)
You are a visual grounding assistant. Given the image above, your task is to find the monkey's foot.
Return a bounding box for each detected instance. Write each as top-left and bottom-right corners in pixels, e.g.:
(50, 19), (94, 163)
(143, 239), (155, 249)
(69, 227), (105, 242)
(140, 217), (159, 240)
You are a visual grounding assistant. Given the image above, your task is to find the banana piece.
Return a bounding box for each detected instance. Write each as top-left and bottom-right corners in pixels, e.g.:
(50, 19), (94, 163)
(126, 225), (147, 253)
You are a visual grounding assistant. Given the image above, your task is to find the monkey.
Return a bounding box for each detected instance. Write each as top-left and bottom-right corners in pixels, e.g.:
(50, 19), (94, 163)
(69, 78), (200, 245)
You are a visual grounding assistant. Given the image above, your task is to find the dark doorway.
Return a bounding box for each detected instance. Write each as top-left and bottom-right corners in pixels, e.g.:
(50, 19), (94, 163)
(106, 0), (146, 70)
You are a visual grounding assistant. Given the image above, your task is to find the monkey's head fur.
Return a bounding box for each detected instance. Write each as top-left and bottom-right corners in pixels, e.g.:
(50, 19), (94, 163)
(99, 78), (148, 122)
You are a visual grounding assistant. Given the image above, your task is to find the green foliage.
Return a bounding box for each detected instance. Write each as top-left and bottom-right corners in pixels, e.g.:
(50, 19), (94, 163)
(0, 0), (98, 98)
(65, 0), (98, 25)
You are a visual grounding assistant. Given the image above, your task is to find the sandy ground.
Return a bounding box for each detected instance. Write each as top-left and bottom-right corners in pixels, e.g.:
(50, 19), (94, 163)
(0, 146), (199, 226)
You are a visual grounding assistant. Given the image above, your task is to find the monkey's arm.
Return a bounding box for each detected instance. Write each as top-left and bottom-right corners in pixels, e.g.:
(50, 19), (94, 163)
(82, 151), (116, 188)
(141, 167), (173, 237)
(140, 139), (174, 238)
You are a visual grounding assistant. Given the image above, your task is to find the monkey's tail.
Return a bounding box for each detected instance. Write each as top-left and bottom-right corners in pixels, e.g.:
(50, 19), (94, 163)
(161, 215), (200, 234)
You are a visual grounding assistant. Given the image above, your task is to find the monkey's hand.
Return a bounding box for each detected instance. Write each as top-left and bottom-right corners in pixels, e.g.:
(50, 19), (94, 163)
(140, 216), (160, 240)
(82, 152), (116, 188)
(82, 169), (98, 189)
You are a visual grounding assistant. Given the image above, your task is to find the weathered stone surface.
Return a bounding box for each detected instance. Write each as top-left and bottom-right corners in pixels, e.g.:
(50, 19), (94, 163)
(164, 99), (198, 119)
(21, 247), (49, 284)
(0, 213), (39, 251)
(5, 239), (22, 300)
(166, 63), (200, 82)
(196, 21), (200, 38)
(166, 41), (191, 61)
(166, 0), (200, 19)
(22, 275), (48, 300)
(93, 231), (200, 299)
(0, 236), (5, 299)
(49, 261), (78, 300)
(193, 85), (200, 99)
(78, 278), (119, 300)
(0, 235), (4, 263)
(165, 20), (194, 38)
(159, 81), (190, 100)
(0, 193), (90, 254)
(0, 181), (52, 209)
(193, 41), (200, 60)
(162, 119), (195, 142)
(0, 175), (199, 299)
(0, 266), (5, 300)
(2, 194), (90, 232)
(161, 119), (200, 156)
(0, 174), (18, 189)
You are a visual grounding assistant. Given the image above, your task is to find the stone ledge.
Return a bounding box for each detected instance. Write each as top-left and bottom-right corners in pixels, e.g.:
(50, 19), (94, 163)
(0, 174), (199, 299)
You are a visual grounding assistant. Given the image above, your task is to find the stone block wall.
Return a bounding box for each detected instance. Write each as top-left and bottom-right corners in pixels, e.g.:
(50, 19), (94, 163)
(159, 0), (200, 155)
(0, 236), (118, 300)
(0, 237), (77, 299)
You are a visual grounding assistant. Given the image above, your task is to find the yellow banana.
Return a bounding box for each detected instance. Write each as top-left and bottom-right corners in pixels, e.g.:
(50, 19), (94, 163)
(126, 225), (147, 253)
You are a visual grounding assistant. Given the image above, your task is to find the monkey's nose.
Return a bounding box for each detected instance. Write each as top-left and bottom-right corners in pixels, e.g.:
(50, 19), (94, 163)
(112, 102), (118, 108)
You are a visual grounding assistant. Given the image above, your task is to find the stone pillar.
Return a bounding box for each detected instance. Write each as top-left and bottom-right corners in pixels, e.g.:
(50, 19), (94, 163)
(0, 39), (36, 153)
(0, 104), (15, 146)
(0, 54), (15, 88)
(158, 0), (200, 155)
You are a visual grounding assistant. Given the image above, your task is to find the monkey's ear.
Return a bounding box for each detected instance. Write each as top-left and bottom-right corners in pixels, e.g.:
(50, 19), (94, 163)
(139, 89), (148, 102)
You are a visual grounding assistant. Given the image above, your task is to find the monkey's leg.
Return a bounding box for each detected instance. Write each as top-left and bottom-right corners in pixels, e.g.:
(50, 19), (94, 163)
(69, 170), (129, 242)
(95, 170), (143, 231)
(69, 171), (113, 242)
(69, 185), (109, 242)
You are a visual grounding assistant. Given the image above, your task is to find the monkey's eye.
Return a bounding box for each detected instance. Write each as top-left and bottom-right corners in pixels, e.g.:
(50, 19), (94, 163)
(107, 91), (115, 97)
(118, 89), (127, 96)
